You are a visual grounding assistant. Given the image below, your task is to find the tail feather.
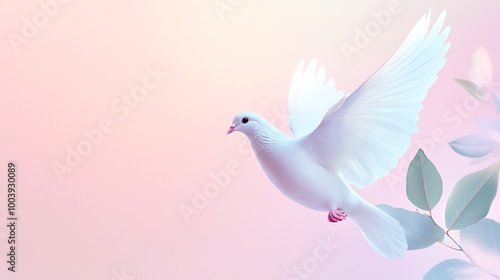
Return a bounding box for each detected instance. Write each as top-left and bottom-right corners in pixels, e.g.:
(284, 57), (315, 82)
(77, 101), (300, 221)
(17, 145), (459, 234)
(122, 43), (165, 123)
(350, 200), (407, 259)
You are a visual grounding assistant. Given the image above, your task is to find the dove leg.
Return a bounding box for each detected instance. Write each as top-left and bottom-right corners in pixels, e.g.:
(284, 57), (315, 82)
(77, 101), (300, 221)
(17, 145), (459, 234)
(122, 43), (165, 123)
(327, 207), (347, 223)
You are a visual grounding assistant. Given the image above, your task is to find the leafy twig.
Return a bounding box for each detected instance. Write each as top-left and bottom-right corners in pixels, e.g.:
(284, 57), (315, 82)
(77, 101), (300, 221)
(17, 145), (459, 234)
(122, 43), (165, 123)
(427, 213), (460, 250)
(428, 213), (500, 279)
(436, 241), (460, 251)
(445, 231), (472, 261)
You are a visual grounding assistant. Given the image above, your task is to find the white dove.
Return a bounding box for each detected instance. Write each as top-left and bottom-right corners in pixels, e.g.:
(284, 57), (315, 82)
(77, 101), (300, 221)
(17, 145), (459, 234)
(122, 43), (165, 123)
(227, 10), (450, 259)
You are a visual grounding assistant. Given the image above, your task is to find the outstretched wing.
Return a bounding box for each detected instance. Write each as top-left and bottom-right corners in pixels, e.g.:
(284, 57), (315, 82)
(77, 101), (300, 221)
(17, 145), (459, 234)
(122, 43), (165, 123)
(301, 10), (450, 188)
(288, 59), (346, 138)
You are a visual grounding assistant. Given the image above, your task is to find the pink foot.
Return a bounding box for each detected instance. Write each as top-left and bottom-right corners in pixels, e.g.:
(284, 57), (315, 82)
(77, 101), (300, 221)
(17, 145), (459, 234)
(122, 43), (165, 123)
(328, 207), (347, 223)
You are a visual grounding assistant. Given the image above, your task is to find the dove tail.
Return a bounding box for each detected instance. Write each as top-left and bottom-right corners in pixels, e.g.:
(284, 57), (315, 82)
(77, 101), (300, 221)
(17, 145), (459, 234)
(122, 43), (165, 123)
(349, 200), (407, 259)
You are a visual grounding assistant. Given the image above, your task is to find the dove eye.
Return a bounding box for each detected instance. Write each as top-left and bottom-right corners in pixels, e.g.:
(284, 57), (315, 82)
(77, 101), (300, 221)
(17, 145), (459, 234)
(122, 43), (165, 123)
(242, 117), (249, 124)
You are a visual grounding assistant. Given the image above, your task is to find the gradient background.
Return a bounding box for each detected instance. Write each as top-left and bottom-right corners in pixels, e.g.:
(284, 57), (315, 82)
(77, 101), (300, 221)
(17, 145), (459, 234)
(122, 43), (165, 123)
(1, 0), (500, 279)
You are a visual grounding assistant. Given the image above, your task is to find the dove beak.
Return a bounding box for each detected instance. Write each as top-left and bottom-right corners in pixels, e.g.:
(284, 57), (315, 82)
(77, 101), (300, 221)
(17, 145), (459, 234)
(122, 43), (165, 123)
(227, 124), (237, 135)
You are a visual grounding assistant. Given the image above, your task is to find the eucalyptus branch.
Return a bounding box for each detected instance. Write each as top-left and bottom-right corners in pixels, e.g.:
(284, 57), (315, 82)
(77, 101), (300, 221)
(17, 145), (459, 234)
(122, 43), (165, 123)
(428, 212), (500, 280)
(426, 214), (461, 251)
(437, 241), (461, 251)
(445, 231), (471, 259)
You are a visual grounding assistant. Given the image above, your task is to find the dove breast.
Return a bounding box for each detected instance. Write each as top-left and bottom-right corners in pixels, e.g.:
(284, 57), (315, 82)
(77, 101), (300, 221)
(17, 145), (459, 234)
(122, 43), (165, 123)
(251, 138), (361, 212)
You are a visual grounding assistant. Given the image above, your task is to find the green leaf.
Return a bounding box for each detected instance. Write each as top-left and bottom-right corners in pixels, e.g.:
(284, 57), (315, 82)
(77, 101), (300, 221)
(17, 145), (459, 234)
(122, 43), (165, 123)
(445, 163), (500, 230)
(377, 205), (444, 250)
(455, 78), (488, 101)
(406, 149), (443, 211)
(424, 259), (494, 280)
(461, 219), (500, 274)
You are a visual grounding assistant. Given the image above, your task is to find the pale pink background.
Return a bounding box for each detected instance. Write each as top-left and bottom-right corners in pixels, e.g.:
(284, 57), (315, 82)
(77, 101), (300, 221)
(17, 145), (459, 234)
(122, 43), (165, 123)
(1, 0), (500, 279)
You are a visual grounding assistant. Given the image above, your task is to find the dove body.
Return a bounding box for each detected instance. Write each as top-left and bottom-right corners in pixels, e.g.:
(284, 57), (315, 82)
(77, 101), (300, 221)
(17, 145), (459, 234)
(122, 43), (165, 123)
(228, 10), (450, 260)
(229, 111), (408, 259)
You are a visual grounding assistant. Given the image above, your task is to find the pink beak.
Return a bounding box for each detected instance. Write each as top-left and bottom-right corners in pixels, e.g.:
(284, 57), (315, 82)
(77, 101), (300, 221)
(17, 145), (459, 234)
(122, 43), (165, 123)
(227, 124), (236, 135)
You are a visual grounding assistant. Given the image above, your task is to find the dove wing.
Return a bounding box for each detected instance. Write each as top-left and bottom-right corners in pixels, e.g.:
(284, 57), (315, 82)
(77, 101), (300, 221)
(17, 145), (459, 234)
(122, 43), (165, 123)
(300, 10), (450, 188)
(288, 59), (346, 138)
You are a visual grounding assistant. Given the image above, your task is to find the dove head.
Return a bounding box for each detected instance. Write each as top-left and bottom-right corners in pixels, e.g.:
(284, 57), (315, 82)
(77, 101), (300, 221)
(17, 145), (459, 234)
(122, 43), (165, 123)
(227, 112), (271, 137)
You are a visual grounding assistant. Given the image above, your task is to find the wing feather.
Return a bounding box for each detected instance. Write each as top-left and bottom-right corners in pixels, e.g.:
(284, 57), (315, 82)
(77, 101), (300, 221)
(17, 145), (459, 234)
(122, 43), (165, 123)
(300, 10), (450, 188)
(288, 59), (346, 137)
